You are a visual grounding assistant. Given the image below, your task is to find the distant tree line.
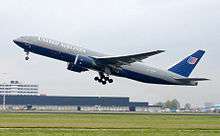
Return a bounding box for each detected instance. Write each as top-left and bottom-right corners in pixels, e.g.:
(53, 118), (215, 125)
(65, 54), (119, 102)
(156, 99), (192, 110)
(156, 99), (179, 110)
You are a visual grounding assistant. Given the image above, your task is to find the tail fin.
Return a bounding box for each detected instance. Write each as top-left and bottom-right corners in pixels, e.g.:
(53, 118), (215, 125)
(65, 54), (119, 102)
(168, 50), (205, 77)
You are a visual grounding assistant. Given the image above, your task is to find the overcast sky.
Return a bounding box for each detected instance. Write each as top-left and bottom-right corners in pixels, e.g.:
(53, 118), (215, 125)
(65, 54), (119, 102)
(0, 0), (219, 106)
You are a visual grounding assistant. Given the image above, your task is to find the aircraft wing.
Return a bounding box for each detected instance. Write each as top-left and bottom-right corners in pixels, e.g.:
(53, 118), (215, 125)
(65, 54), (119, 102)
(94, 50), (165, 67)
(175, 78), (210, 82)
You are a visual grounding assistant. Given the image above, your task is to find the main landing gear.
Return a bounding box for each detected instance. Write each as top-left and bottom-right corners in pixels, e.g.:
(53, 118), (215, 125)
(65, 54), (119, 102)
(25, 51), (30, 60)
(94, 72), (113, 85)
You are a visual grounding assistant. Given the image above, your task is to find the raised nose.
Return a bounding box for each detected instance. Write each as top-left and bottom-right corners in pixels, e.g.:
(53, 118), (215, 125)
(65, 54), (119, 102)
(13, 39), (19, 44)
(13, 37), (23, 45)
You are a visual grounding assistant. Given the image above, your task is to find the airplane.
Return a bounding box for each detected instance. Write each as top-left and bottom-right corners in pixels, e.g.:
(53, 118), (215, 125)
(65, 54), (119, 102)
(13, 36), (209, 86)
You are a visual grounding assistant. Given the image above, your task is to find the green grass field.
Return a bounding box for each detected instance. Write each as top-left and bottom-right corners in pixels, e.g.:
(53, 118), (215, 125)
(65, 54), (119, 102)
(0, 113), (219, 136)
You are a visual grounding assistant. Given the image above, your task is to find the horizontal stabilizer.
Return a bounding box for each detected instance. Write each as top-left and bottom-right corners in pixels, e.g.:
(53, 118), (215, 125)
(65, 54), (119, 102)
(175, 78), (210, 82)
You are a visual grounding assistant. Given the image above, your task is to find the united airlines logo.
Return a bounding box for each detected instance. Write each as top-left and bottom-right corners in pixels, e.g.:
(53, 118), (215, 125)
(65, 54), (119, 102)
(187, 56), (198, 65)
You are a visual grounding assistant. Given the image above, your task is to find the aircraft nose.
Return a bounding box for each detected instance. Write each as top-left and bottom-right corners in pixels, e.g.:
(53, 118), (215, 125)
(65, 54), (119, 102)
(13, 37), (24, 45)
(13, 39), (19, 44)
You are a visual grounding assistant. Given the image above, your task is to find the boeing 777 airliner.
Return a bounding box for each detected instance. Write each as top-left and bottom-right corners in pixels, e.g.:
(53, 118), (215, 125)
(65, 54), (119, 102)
(13, 36), (209, 86)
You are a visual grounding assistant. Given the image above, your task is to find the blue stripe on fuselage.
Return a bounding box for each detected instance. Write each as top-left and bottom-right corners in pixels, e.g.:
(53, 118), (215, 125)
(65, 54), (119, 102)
(19, 43), (175, 85)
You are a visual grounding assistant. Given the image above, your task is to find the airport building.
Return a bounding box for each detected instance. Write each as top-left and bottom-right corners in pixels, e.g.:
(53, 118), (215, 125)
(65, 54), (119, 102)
(0, 80), (162, 112)
(0, 95), (163, 112)
(0, 81), (39, 96)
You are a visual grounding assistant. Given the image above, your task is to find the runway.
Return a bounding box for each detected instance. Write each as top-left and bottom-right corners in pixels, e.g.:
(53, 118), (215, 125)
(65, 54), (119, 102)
(1, 111), (220, 116)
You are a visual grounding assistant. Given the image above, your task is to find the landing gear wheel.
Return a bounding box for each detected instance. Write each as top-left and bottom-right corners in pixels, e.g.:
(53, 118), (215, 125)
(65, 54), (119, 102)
(98, 79), (102, 83)
(104, 77), (109, 81)
(25, 51), (30, 60)
(94, 72), (113, 85)
(25, 56), (29, 60)
(102, 81), (106, 85)
(108, 79), (113, 83)
(94, 77), (99, 81)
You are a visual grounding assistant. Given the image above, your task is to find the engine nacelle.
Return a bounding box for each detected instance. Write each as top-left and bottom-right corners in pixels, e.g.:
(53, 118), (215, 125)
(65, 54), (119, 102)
(67, 62), (88, 73)
(76, 55), (96, 69)
(67, 55), (96, 73)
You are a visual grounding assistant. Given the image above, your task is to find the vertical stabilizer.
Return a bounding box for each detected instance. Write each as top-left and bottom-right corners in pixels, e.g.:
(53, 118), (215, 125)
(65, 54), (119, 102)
(168, 50), (205, 77)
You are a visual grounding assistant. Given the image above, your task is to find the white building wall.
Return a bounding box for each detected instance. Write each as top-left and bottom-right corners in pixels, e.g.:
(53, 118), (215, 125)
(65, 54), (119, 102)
(0, 81), (39, 96)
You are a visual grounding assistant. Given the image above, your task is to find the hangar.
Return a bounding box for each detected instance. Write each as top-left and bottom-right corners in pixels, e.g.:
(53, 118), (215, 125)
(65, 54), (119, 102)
(0, 81), (161, 112)
(0, 95), (154, 112)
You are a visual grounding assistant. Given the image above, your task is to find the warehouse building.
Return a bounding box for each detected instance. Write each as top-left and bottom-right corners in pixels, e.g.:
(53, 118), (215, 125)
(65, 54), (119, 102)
(0, 81), (162, 112)
(0, 95), (155, 112)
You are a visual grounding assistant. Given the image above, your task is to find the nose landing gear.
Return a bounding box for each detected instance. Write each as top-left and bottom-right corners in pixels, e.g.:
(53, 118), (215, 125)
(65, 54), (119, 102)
(25, 51), (30, 60)
(94, 72), (113, 85)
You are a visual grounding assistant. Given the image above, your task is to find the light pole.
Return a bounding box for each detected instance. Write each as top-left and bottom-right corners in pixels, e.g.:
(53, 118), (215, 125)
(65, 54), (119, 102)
(2, 94), (5, 110)
(0, 73), (7, 111)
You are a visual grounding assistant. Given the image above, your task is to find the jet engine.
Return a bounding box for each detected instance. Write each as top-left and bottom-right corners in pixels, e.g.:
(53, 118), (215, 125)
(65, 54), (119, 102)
(67, 55), (96, 73)
(67, 62), (88, 72)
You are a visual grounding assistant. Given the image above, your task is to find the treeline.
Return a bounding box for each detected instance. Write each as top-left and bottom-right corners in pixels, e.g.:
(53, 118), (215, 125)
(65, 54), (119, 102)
(156, 99), (191, 110)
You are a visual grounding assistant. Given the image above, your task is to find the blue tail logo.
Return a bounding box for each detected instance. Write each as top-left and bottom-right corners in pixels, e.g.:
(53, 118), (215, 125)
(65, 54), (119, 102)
(168, 50), (205, 77)
(187, 56), (198, 65)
